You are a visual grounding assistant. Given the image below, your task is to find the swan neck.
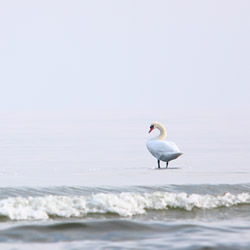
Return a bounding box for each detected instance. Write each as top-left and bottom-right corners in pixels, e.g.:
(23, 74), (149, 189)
(157, 124), (166, 140)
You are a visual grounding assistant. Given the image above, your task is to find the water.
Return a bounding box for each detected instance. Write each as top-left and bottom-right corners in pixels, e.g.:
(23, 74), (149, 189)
(0, 112), (250, 249)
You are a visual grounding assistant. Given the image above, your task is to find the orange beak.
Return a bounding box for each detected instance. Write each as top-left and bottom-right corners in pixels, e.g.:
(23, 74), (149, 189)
(148, 127), (154, 133)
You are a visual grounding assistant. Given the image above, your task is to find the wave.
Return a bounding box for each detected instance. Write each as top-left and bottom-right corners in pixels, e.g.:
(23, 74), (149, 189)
(1, 220), (249, 244)
(0, 191), (250, 220)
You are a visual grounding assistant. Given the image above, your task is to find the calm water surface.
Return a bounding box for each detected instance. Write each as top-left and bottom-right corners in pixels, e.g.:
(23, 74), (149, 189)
(0, 112), (250, 249)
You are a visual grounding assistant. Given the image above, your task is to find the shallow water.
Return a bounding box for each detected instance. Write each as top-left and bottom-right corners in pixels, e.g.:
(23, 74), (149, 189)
(0, 112), (250, 249)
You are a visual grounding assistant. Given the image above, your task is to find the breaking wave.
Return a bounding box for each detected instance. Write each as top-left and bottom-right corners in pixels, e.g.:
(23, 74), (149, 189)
(0, 191), (250, 220)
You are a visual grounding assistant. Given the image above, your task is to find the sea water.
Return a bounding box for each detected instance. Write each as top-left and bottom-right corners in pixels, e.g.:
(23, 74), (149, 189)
(0, 111), (249, 249)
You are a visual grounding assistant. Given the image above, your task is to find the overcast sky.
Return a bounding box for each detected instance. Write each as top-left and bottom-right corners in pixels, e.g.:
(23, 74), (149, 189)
(0, 0), (249, 114)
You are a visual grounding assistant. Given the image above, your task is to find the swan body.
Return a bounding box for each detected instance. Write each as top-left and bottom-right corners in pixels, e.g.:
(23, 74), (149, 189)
(146, 122), (182, 168)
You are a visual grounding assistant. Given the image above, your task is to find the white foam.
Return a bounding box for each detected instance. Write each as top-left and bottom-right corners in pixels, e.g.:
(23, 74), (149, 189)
(0, 192), (249, 220)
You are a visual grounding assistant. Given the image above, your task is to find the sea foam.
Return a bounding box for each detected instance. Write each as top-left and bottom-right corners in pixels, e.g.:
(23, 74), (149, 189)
(0, 192), (249, 220)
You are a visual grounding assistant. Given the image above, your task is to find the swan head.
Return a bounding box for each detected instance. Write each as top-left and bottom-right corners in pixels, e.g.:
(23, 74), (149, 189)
(148, 121), (163, 133)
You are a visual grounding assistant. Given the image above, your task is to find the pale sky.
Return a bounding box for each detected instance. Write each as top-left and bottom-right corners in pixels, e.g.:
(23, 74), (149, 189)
(0, 0), (249, 113)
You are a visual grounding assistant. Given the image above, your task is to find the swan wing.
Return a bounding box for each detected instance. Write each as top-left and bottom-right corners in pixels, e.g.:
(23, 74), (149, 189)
(165, 141), (181, 152)
(147, 140), (180, 160)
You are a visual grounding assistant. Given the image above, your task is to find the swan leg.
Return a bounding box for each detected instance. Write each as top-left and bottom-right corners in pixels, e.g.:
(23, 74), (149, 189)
(158, 160), (160, 168)
(166, 162), (169, 168)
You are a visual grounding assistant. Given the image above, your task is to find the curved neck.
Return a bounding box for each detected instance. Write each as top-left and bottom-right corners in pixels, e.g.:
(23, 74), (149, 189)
(156, 124), (166, 140)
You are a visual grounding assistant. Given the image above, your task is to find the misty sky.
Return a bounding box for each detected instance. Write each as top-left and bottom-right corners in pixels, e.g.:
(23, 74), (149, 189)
(0, 0), (250, 113)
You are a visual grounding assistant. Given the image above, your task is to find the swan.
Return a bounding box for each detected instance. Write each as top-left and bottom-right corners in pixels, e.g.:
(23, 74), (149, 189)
(146, 122), (183, 168)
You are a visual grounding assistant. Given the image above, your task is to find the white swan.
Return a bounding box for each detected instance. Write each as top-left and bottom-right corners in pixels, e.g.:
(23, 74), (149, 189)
(146, 122), (183, 168)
